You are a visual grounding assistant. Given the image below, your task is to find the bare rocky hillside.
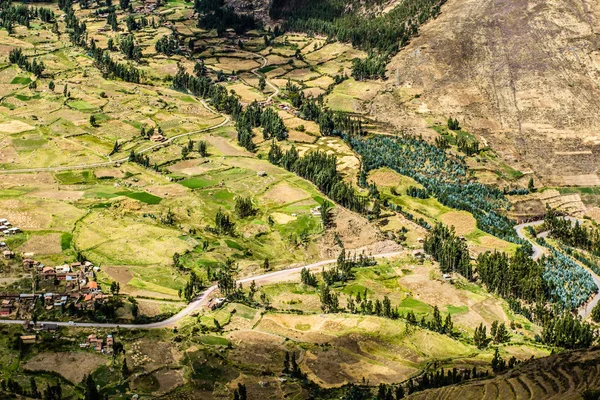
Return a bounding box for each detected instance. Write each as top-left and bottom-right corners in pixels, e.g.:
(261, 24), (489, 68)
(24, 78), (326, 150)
(226, 0), (273, 24)
(372, 0), (600, 186)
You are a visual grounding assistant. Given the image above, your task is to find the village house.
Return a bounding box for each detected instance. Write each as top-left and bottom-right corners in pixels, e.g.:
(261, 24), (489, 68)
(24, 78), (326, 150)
(0, 301), (12, 316)
(150, 134), (166, 142)
(3, 250), (14, 259)
(22, 259), (39, 269)
(86, 281), (99, 292)
(55, 264), (70, 274)
(206, 297), (225, 310)
(20, 335), (36, 344)
(41, 266), (56, 280)
(39, 323), (57, 332)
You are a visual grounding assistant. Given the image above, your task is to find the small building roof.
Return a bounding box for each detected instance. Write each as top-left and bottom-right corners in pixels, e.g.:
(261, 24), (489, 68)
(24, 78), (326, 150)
(87, 281), (98, 289)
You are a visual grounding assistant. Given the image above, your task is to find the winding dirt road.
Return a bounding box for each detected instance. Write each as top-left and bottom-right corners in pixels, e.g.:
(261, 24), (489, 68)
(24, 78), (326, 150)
(0, 251), (403, 329)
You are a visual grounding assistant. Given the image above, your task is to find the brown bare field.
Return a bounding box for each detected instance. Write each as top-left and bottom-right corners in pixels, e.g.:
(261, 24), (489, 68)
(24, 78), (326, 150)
(440, 211), (476, 236)
(127, 338), (182, 372)
(226, 83), (266, 103)
(23, 352), (107, 383)
(94, 168), (125, 179)
(562, 174), (600, 186)
(167, 159), (225, 176)
(262, 182), (310, 204)
(154, 368), (185, 395)
(305, 75), (335, 88)
(205, 134), (253, 157)
(145, 184), (189, 198)
(369, 168), (412, 187)
(105, 266), (133, 286)
(27, 190), (84, 201)
(17, 233), (62, 255)
(0, 120), (35, 133)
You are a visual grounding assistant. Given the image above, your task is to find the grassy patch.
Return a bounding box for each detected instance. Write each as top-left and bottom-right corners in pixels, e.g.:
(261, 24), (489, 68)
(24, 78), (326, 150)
(446, 305), (469, 316)
(55, 170), (96, 185)
(10, 76), (31, 85)
(60, 232), (73, 251)
(67, 100), (97, 112)
(224, 239), (243, 251)
(116, 191), (162, 204)
(180, 177), (217, 189)
(198, 335), (230, 346)
(398, 297), (433, 315)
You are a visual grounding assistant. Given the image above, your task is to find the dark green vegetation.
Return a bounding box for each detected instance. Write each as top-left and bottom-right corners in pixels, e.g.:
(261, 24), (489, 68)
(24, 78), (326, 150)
(269, 142), (366, 212)
(271, 0), (444, 79)
(347, 134), (526, 244)
(425, 226), (595, 350)
(544, 208), (600, 256)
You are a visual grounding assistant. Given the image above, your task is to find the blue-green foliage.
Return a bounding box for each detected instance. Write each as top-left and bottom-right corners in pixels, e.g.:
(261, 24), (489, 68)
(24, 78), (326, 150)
(347, 134), (522, 243)
(538, 242), (597, 310)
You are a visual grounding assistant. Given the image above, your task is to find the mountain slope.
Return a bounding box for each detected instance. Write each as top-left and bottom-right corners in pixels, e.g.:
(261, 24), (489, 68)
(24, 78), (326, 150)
(372, 0), (600, 186)
(406, 347), (600, 399)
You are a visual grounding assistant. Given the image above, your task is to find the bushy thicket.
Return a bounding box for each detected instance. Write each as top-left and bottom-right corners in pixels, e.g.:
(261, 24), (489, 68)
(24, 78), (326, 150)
(194, 0), (257, 36)
(424, 223), (471, 279)
(0, 2), (54, 32)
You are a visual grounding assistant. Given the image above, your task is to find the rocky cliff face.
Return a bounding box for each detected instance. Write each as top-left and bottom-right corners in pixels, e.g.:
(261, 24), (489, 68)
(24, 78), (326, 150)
(371, 0), (600, 185)
(225, 0), (274, 25)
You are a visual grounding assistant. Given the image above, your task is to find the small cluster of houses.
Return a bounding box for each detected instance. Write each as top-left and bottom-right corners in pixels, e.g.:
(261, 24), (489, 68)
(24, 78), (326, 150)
(0, 218), (21, 236)
(0, 258), (108, 318)
(81, 333), (114, 353)
(0, 218), (20, 260)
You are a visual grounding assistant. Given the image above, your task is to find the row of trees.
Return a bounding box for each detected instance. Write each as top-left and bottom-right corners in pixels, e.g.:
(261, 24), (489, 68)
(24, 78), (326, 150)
(424, 223), (596, 349)
(268, 142), (367, 213)
(8, 48), (45, 76)
(544, 208), (600, 256)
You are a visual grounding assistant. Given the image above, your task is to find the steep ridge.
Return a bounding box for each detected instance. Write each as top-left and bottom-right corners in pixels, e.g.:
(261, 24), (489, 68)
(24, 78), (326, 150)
(371, 0), (600, 186)
(405, 347), (600, 399)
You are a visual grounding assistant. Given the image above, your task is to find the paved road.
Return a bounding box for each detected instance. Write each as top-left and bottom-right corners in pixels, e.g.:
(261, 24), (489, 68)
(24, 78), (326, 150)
(0, 251), (403, 329)
(514, 217), (600, 319)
